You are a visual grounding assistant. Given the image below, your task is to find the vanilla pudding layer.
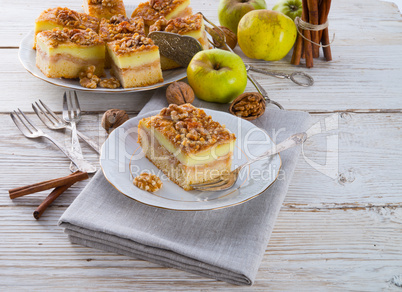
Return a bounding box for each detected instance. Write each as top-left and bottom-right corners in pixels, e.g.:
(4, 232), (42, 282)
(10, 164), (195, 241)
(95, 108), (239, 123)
(138, 125), (232, 191)
(36, 45), (104, 78)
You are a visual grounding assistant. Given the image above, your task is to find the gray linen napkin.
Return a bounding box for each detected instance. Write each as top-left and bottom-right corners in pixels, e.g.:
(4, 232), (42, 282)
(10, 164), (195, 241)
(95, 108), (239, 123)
(59, 87), (310, 285)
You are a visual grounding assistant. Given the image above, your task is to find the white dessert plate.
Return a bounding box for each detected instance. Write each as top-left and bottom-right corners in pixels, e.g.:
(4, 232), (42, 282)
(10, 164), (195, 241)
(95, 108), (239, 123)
(100, 109), (282, 211)
(18, 30), (187, 93)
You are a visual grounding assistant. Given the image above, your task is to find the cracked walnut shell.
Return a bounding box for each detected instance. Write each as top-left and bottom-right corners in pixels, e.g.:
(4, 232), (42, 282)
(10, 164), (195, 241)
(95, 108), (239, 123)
(166, 82), (195, 105)
(229, 92), (266, 120)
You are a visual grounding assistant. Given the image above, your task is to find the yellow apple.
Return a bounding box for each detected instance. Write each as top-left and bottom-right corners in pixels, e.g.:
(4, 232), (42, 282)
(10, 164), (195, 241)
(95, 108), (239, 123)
(237, 10), (297, 61)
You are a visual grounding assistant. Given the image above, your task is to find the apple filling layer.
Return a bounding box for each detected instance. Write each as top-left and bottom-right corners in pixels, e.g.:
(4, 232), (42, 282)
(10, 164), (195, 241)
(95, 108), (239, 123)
(137, 104), (236, 190)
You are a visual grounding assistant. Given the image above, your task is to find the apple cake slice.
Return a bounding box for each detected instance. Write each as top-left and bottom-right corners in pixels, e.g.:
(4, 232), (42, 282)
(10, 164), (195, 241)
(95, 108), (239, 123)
(99, 15), (146, 68)
(34, 7), (99, 49)
(36, 28), (105, 78)
(138, 104), (236, 191)
(83, 0), (126, 20)
(131, 0), (192, 28)
(107, 33), (163, 88)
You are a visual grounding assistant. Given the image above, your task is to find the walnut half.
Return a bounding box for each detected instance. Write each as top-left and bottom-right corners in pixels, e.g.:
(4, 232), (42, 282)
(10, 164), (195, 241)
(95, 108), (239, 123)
(133, 173), (163, 192)
(166, 82), (195, 105)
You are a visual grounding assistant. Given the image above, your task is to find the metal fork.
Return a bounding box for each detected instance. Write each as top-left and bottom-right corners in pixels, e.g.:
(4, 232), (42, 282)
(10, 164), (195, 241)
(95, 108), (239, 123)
(10, 109), (96, 173)
(32, 99), (100, 154)
(190, 132), (307, 192)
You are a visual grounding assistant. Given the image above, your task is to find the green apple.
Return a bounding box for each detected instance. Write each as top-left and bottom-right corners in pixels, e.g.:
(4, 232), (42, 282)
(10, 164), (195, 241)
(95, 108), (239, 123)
(237, 10), (297, 61)
(272, 0), (302, 20)
(218, 0), (267, 34)
(187, 49), (247, 104)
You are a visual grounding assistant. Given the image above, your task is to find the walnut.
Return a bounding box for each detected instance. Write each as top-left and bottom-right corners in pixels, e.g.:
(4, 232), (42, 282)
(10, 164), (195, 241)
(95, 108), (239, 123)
(79, 65), (100, 88)
(212, 26), (237, 50)
(133, 173), (163, 192)
(101, 109), (129, 134)
(229, 92), (266, 120)
(166, 82), (195, 105)
(99, 77), (121, 89)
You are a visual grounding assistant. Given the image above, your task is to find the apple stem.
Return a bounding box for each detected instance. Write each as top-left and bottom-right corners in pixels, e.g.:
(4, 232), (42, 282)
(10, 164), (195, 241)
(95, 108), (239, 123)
(214, 63), (221, 70)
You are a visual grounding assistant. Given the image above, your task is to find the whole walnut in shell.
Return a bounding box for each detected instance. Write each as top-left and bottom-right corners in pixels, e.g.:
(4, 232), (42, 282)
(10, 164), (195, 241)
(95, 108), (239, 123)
(166, 81), (195, 105)
(212, 26), (237, 50)
(101, 109), (129, 134)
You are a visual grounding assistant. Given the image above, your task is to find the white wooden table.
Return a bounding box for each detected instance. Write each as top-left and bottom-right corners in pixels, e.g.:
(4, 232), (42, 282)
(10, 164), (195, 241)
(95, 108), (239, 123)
(1, 0), (402, 290)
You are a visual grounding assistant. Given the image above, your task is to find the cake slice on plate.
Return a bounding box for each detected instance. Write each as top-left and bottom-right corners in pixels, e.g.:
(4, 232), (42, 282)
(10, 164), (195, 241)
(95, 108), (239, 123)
(83, 0), (126, 20)
(138, 104), (236, 191)
(149, 13), (210, 70)
(131, 0), (192, 28)
(106, 33), (163, 88)
(36, 28), (105, 78)
(99, 15), (146, 68)
(34, 7), (99, 49)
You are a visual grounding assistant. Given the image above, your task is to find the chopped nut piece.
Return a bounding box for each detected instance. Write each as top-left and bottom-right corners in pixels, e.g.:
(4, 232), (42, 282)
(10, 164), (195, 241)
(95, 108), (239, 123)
(133, 173), (163, 192)
(229, 92), (266, 120)
(99, 77), (121, 89)
(79, 65), (100, 89)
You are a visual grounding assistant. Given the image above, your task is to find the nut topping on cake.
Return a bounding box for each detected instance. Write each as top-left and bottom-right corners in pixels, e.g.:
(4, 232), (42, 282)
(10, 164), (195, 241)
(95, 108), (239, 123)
(148, 104), (236, 153)
(38, 7), (99, 30)
(111, 33), (156, 55)
(165, 13), (203, 34)
(90, 0), (117, 7)
(40, 28), (103, 48)
(100, 16), (145, 41)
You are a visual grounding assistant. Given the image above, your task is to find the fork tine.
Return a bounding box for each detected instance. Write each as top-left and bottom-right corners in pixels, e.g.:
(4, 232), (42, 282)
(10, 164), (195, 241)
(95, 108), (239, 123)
(192, 182), (232, 192)
(68, 91), (76, 118)
(63, 91), (71, 120)
(39, 99), (63, 124)
(32, 102), (55, 126)
(10, 112), (31, 136)
(190, 177), (223, 188)
(18, 108), (39, 132)
(192, 179), (229, 189)
(73, 91), (81, 116)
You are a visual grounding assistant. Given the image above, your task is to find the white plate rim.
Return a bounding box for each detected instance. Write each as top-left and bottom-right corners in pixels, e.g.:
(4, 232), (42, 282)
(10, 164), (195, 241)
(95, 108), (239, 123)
(100, 109), (282, 211)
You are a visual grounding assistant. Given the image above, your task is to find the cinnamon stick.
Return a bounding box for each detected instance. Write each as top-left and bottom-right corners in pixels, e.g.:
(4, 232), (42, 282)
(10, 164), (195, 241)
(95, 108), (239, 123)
(302, 0), (314, 68)
(9, 171), (88, 199)
(307, 0), (320, 58)
(321, 0), (332, 61)
(291, 32), (303, 65)
(33, 182), (74, 219)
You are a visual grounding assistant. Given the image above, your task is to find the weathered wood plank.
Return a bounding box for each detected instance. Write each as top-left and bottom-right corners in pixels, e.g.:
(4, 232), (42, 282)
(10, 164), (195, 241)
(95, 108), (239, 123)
(1, 207), (401, 290)
(2, 44), (402, 113)
(2, 112), (402, 208)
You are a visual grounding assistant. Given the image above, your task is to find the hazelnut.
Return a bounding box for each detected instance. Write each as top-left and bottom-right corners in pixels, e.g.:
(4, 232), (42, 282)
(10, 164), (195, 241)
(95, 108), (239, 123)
(212, 26), (237, 50)
(101, 109), (129, 134)
(166, 81), (195, 105)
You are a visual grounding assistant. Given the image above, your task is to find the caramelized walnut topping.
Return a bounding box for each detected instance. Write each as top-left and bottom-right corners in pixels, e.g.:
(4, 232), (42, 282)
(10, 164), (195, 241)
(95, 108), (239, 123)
(42, 28), (103, 47)
(100, 16), (145, 41)
(165, 13), (203, 35)
(149, 17), (168, 33)
(99, 77), (121, 89)
(131, 0), (191, 26)
(146, 104), (236, 154)
(133, 173), (163, 192)
(79, 66), (100, 89)
(90, 0), (117, 6)
(111, 33), (156, 55)
(38, 7), (99, 31)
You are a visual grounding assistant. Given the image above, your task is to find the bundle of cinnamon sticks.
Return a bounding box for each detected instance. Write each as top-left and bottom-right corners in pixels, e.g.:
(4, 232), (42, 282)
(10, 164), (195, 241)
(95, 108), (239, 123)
(9, 171), (89, 219)
(291, 0), (332, 68)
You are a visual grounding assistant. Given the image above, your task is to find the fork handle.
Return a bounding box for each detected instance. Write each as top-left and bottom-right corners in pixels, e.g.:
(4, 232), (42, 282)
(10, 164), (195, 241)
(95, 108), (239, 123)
(43, 134), (96, 173)
(74, 128), (100, 154)
(238, 132), (307, 171)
